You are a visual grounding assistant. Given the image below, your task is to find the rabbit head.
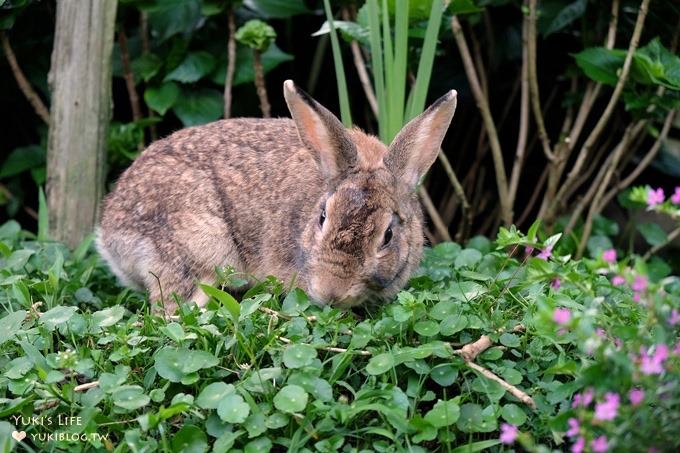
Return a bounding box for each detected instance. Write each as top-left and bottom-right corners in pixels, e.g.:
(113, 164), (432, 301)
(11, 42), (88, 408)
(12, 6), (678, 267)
(284, 81), (457, 307)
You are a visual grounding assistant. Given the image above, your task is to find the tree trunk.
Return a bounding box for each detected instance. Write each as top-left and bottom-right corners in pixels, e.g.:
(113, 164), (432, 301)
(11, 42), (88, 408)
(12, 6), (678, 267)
(47, 0), (117, 248)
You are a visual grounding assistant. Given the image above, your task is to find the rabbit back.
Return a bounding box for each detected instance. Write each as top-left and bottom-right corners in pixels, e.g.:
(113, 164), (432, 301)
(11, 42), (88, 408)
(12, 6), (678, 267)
(97, 118), (323, 310)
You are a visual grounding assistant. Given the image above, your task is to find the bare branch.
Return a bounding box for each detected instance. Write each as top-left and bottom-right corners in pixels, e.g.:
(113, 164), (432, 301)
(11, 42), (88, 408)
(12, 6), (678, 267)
(466, 361), (537, 409)
(1, 31), (50, 124)
(527, 0), (555, 162)
(550, 0), (650, 220)
(643, 226), (680, 260)
(508, 11), (530, 207)
(418, 186), (452, 242)
(342, 6), (378, 117)
(224, 8), (237, 119)
(451, 16), (511, 226)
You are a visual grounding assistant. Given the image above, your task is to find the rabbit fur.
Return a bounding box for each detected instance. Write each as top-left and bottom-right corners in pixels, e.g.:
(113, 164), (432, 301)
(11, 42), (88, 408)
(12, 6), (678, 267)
(97, 80), (457, 314)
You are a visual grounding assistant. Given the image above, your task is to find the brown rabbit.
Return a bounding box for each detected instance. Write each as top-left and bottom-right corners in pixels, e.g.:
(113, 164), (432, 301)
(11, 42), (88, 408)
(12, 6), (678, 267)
(97, 80), (457, 314)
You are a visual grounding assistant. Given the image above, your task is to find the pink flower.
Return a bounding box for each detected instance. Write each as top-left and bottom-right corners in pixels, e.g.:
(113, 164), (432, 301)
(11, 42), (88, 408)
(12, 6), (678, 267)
(591, 435), (609, 453)
(611, 275), (625, 286)
(566, 418), (580, 437)
(553, 308), (571, 325)
(572, 388), (594, 408)
(632, 275), (648, 292)
(673, 343), (680, 355)
(596, 328), (606, 338)
(669, 309), (680, 326)
(640, 344), (669, 375)
(537, 245), (553, 260)
(602, 249), (617, 264)
(499, 423), (518, 444)
(571, 436), (586, 453)
(551, 278), (561, 290)
(629, 388), (645, 406)
(594, 392), (620, 421)
(671, 187), (680, 204)
(647, 188), (664, 206)
(633, 292), (642, 303)
(525, 246), (535, 255)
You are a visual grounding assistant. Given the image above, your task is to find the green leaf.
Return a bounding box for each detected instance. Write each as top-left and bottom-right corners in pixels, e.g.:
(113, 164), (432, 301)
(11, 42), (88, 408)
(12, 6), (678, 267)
(40, 306), (77, 331)
(288, 373), (333, 402)
(542, 0), (587, 36)
(273, 384), (308, 413)
(235, 19), (277, 52)
(457, 403), (496, 433)
(573, 47), (623, 86)
(440, 315), (468, 336)
(154, 347), (219, 382)
(414, 320), (440, 337)
(6, 249), (34, 270)
(281, 288), (310, 315)
(112, 385), (151, 410)
(147, 0), (203, 41)
(91, 306), (126, 328)
(0, 145), (45, 178)
(0, 310), (26, 345)
(502, 403), (528, 426)
(282, 344), (317, 369)
(243, 0), (310, 18)
(164, 51), (216, 83)
(454, 249), (483, 269)
(144, 82), (180, 115)
(161, 322), (186, 342)
(424, 400), (460, 428)
(196, 382), (235, 409)
(172, 88), (223, 126)
(430, 364), (459, 386)
(451, 440), (502, 453)
(132, 53), (163, 82)
(366, 352), (395, 375)
(244, 437), (272, 453)
(199, 284), (240, 321)
(217, 394), (250, 423)
(637, 223), (668, 246)
(171, 425), (208, 453)
(499, 333), (521, 348)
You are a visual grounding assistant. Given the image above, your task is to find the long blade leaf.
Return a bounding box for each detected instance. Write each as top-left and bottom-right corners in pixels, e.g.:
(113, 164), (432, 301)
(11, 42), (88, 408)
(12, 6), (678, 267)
(322, 0), (352, 127)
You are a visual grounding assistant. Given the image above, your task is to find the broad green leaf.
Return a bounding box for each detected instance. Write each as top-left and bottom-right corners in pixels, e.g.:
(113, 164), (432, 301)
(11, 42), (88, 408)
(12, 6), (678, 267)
(454, 249), (482, 269)
(39, 306), (77, 331)
(281, 288), (310, 315)
(424, 400), (460, 427)
(164, 51), (216, 83)
(542, 0), (587, 36)
(502, 403), (528, 426)
(273, 385), (308, 413)
(0, 310), (26, 345)
(366, 352), (395, 375)
(430, 364), (459, 386)
(217, 394), (250, 423)
(282, 344), (317, 369)
(499, 333), (521, 348)
(414, 320), (440, 337)
(112, 385), (150, 410)
(132, 53), (163, 82)
(243, 0), (310, 18)
(637, 223), (668, 246)
(196, 382), (235, 409)
(573, 47), (623, 86)
(154, 347), (219, 383)
(144, 82), (180, 115)
(173, 88), (223, 126)
(91, 306), (126, 328)
(0, 145), (45, 178)
(171, 424), (208, 453)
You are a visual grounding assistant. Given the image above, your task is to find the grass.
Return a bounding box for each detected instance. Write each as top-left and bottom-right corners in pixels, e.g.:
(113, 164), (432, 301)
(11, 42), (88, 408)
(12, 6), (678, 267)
(0, 217), (679, 451)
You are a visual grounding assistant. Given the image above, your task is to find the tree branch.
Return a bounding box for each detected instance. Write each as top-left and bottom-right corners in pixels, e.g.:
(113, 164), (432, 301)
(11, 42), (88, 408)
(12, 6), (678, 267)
(342, 6), (378, 117)
(419, 186), (452, 242)
(549, 0), (650, 221)
(224, 7), (237, 119)
(451, 16), (511, 226)
(527, 0), (554, 162)
(643, 226), (680, 260)
(1, 31), (50, 124)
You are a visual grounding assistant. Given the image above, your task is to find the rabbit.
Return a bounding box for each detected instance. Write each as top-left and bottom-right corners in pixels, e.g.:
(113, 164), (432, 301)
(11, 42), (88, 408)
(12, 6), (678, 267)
(96, 80), (457, 314)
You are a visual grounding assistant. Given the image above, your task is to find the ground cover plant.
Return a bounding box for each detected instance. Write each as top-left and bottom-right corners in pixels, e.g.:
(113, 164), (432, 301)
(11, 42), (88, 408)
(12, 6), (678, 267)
(1, 186), (679, 451)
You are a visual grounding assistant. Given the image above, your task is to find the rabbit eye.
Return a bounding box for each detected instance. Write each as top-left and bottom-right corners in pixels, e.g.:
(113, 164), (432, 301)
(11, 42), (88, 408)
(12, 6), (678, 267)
(319, 209), (326, 227)
(383, 226), (393, 246)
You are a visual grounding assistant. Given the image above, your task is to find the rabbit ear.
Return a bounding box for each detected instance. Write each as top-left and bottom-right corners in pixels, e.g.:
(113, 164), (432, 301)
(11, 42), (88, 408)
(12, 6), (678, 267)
(384, 90), (457, 189)
(284, 80), (357, 178)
